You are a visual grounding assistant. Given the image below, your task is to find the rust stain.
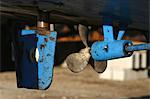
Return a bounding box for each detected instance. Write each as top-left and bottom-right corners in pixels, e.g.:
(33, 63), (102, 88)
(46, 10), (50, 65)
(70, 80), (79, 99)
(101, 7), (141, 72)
(36, 27), (50, 35)
(40, 44), (46, 49)
(44, 38), (48, 42)
(49, 37), (55, 41)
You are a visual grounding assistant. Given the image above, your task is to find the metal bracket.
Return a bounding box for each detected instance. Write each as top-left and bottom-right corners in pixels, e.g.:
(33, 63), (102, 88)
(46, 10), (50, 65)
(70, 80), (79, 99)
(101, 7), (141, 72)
(91, 25), (150, 61)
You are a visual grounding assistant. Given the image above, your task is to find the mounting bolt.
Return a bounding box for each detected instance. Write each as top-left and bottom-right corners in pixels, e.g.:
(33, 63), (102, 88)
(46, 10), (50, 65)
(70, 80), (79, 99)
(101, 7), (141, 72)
(103, 45), (108, 52)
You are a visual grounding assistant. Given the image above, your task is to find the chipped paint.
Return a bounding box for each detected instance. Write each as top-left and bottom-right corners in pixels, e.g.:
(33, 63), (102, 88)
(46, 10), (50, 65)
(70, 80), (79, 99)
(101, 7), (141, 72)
(49, 36), (55, 41)
(18, 30), (57, 90)
(37, 31), (57, 90)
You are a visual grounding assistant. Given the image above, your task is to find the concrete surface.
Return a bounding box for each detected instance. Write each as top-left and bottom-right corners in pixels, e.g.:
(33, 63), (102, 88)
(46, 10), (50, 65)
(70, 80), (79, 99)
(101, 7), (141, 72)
(0, 66), (150, 99)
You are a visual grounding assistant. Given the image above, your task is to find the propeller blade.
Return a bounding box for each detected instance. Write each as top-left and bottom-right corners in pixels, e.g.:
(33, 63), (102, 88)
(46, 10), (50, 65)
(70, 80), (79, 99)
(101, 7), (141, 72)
(90, 58), (107, 73)
(78, 24), (88, 47)
(66, 48), (90, 73)
(65, 24), (90, 73)
(94, 61), (107, 73)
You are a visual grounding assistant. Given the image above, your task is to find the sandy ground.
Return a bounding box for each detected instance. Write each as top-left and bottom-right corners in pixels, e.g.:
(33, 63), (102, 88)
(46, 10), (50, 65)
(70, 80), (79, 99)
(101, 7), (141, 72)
(0, 66), (150, 99)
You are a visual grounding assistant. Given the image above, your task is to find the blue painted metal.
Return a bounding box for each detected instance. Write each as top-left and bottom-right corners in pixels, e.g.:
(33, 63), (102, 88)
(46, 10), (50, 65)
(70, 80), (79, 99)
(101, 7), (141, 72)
(21, 30), (36, 35)
(91, 25), (131, 61)
(126, 43), (150, 52)
(17, 30), (57, 90)
(37, 32), (57, 89)
(17, 34), (38, 89)
(91, 25), (150, 61)
(103, 25), (114, 41)
(91, 40), (132, 61)
(117, 30), (125, 40)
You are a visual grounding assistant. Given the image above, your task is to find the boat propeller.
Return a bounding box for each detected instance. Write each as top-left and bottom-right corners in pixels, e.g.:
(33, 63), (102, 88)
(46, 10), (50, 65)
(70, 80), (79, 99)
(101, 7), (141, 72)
(66, 24), (107, 73)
